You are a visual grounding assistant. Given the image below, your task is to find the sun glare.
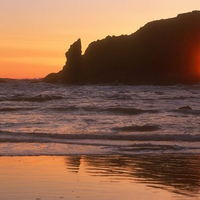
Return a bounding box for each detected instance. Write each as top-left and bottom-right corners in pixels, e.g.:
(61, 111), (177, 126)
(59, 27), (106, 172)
(193, 46), (200, 78)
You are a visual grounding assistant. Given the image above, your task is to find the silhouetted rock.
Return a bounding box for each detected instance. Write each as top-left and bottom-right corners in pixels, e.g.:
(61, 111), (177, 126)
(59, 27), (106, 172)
(0, 79), (6, 83)
(44, 73), (60, 83)
(44, 11), (200, 85)
(44, 39), (82, 84)
(62, 38), (82, 84)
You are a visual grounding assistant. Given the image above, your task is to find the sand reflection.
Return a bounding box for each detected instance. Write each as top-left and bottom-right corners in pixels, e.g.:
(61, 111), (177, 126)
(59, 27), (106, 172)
(65, 154), (200, 197)
(1, 155), (200, 200)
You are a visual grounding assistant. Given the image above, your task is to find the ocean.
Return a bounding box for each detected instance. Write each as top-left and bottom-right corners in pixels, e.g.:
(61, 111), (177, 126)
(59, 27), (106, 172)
(0, 79), (200, 156)
(1, 79), (200, 199)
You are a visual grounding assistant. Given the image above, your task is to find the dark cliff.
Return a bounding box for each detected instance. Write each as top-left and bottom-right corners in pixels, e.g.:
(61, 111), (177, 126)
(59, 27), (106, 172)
(44, 11), (200, 85)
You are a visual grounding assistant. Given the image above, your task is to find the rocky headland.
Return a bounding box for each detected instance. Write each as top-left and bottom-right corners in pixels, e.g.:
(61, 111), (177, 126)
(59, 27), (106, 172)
(44, 11), (200, 85)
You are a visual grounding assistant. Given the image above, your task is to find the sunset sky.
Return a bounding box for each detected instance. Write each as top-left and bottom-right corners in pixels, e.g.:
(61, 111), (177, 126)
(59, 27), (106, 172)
(0, 0), (200, 79)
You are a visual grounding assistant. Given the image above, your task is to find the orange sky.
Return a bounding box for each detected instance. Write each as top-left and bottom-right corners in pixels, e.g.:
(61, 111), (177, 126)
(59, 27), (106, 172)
(0, 0), (200, 79)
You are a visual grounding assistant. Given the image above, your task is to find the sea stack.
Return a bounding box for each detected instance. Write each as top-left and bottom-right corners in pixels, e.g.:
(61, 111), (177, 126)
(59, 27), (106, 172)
(44, 11), (200, 85)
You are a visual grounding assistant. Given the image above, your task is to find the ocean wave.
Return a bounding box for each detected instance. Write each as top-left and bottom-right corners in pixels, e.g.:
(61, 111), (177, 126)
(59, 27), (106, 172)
(103, 107), (159, 115)
(1, 130), (200, 156)
(105, 93), (133, 100)
(49, 106), (159, 115)
(1, 131), (200, 143)
(50, 106), (80, 112)
(2, 94), (63, 102)
(160, 96), (192, 100)
(117, 143), (200, 154)
(0, 107), (37, 112)
(112, 125), (160, 132)
(118, 144), (186, 152)
(173, 108), (200, 115)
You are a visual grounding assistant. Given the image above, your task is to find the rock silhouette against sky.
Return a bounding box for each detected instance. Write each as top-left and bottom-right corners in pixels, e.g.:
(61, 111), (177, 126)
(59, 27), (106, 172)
(44, 11), (200, 85)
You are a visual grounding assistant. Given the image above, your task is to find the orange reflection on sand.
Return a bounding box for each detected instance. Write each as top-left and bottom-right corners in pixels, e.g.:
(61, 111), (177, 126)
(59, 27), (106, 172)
(1, 156), (200, 200)
(0, 156), (157, 200)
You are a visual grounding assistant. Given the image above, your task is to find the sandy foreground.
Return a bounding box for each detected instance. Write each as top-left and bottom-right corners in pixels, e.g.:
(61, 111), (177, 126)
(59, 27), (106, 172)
(0, 155), (200, 200)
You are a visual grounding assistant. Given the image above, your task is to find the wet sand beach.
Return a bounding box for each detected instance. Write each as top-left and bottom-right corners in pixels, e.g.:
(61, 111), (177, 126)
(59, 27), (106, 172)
(1, 155), (200, 200)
